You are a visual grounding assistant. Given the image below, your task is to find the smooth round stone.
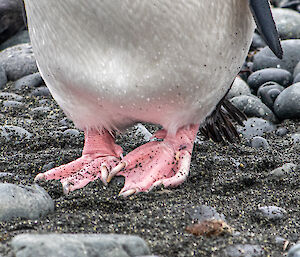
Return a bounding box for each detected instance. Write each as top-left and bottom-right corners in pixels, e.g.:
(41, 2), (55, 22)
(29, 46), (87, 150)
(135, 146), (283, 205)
(0, 125), (32, 141)
(257, 82), (285, 110)
(223, 244), (264, 257)
(59, 118), (73, 127)
(15, 72), (43, 90)
(186, 205), (226, 222)
(294, 61), (300, 77)
(226, 76), (251, 99)
(272, 8), (300, 40)
(0, 92), (23, 101)
(30, 106), (51, 117)
(251, 136), (269, 149)
(251, 32), (266, 49)
(3, 100), (24, 108)
(269, 163), (297, 179)
(0, 43), (38, 81)
(255, 206), (287, 221)
(11, 234), (151, 257)
(0, 30), (30, 51)
(280, 1), (300, 11)
(0, 172), (13, 178)
(276, 127), (288, 136)
(288, 243), (300, 257)
(294, 73), (300, 83)
(274, 83), (300, 119)
(31, 86), (51, 97)
(292, 133), (300, 144)
(0, 65), (7, 89)
(39, 100), (51, 106)
(0, 0), (25, 45)
(230, 95), (278, 123)
(238, 117), (276, 139)
(247, 68), (292, 92)
(42, 162), (56, 172)
(253, 39), (300, 73)
(0, 183), (54, 221)
(63, 129), (80, 137)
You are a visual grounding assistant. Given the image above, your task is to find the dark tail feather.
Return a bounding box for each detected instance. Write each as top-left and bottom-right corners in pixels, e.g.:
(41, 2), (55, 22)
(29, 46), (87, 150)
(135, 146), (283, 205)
(199, 96), (246, 143)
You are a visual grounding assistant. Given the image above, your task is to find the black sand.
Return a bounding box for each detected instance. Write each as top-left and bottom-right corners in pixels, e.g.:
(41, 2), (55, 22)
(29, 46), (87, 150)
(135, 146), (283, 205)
(0, 81), (299, 257)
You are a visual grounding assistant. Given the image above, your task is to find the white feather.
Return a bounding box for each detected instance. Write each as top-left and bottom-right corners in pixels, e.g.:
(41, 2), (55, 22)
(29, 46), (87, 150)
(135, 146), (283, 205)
(24, 0), (255, 134)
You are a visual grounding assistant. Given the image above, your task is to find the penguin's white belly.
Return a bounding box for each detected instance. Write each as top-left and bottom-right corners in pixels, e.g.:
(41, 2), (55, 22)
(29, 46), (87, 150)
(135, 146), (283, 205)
(25, 0), (255, 133)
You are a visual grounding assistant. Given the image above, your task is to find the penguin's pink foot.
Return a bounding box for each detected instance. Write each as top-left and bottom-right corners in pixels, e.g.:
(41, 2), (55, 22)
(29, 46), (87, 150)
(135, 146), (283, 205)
(109, 124), (199, 197)
(35, 129), (123, 194)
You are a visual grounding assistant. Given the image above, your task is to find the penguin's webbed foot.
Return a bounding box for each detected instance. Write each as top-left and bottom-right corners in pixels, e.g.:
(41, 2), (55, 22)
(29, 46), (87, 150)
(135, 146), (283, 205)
(114, 124), (199, 197)
(35, 129), (123, 194)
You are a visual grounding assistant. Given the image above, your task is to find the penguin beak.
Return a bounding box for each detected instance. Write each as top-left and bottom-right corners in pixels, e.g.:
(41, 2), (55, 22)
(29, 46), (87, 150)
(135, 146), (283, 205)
(249, 0), (283, 59)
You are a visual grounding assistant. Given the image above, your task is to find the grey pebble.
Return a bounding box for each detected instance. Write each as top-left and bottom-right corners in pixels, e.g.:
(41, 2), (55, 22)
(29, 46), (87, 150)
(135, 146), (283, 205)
(254, 206), (287, 221)
(3, 100), (24, 108)
(294, 61), (300, 78)
(294, 73), (300, 84)
(251, 33), (266, 49)
(0, 43), (38, 81)
(0, 30), (30, 51)
(0, 92), (23, 101)
(272, 8), (300, 40)
(186, 205), (226, 222)
(288, 243), (300, 257)
(0, 0), (25, 45)
(0, 172), (13, 178)
(42, 162), (56, 172)
(11, 233), (151, 257)
(257, 82), (285, 111)
(59, 118), (73, 127)
(291, 133), (300, 144)
(30, 106), (51, 117)
(0, 183), (54, 221)
(226, 76), (251, 99)
(15, 72), (43, 90)
(238, 117), (276, 139)
(280, 0), (300, 11)
(31, 86), (51, 97)
(274, 83), (300, 119)
(230, 95), (278, 123)
(269, 163), (297, 179)
(253, 39), (300, 74)
(0, 65), (7, 89)
(276, 127), (288, 136)
(223, 244), (264, 257)
(0, 125), (32, 141)
(39, 99), (51, 105)
(63, 129), (81, 137)
(247, 68), (292, 92)
(251, 136), (269, 149)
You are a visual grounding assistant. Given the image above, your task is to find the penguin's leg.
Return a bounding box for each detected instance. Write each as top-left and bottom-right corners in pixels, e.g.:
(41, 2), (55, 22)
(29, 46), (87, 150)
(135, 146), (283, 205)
(108, 124), (199, 197)
(35, 129), (123, 194)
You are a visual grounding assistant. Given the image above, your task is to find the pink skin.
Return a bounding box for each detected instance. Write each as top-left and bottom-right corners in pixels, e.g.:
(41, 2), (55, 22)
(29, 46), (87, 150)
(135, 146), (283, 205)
(35, 129), (123, 194)
(116, 124), (199, 197)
